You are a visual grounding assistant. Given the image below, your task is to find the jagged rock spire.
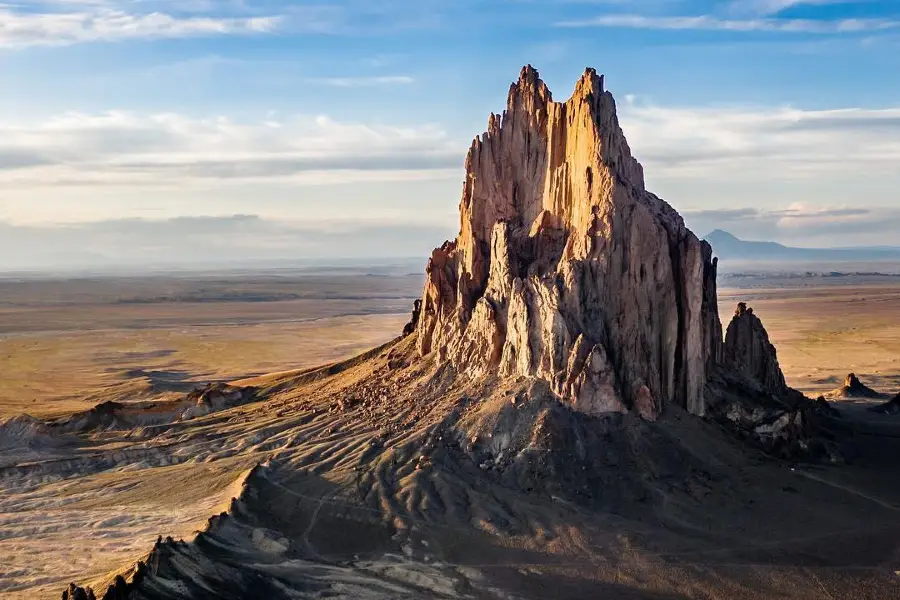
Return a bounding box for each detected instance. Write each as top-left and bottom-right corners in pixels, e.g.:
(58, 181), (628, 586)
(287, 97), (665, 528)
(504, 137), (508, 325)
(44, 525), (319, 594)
(416, 66), (722, 418)
(723, 303), (788, 397)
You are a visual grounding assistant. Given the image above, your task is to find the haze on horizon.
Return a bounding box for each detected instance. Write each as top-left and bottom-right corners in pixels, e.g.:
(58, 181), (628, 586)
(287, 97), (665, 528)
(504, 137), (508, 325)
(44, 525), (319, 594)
(2, 0), (899, 270)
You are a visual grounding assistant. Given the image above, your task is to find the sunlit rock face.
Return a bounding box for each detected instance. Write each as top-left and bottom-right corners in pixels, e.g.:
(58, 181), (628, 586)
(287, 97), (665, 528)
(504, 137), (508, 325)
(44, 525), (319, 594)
(416, 65), (722, 418)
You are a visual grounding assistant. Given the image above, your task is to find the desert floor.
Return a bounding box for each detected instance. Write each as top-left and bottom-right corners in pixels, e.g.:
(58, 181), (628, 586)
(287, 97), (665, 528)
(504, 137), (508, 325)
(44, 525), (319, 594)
(0, 270), (423, 418)
(2, 272), (897, 420)
(720, 282), (900, 397)
(2, 271), (899, 599)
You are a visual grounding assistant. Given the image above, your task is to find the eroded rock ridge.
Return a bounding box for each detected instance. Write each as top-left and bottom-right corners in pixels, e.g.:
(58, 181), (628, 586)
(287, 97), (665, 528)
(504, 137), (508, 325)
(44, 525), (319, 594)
(416, 65), (722, 418)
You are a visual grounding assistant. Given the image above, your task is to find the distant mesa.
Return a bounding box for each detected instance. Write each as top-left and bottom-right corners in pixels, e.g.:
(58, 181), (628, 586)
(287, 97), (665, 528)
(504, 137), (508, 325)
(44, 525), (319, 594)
(703, 229), (900, 262)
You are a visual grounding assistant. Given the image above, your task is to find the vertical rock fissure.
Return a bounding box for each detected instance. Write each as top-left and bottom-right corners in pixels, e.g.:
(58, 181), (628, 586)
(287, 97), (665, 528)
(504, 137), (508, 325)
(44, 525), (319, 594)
(669, 240), (687, 410)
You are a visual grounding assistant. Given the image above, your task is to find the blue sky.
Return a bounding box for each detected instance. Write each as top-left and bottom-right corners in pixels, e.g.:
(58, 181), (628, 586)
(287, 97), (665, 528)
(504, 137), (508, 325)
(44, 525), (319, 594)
(1, 0), (899, 264)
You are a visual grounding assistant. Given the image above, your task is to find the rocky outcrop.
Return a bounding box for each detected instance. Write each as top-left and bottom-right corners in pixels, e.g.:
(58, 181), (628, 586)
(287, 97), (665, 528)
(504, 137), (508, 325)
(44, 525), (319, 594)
(869, 393), (900, 415)
(402, 299), (422, 337)
(415, 66), (721, 418)
(710, 305), (840, 460)
(825, 373), (884, 400)
(723, 302), (788, 397)
(62, 583), (96, 600)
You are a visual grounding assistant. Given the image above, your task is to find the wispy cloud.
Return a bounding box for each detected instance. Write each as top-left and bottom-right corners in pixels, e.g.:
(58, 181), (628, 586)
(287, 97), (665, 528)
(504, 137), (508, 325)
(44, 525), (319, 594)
(306, 76), (416, 87)
(726, 0), (865, 18)
(0, 7), (283, 48)
(618, 101), (900, 178)
(0, 112), (465, 187)
(556, 14), (900, 33)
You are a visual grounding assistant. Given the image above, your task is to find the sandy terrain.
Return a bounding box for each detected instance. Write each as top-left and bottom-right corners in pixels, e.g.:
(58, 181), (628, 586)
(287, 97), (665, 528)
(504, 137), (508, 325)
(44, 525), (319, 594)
(3, 273), (896, 419)
(2, 271), (899, 599)
(720, 283), (900, 398)
(0, 271), (421, 418)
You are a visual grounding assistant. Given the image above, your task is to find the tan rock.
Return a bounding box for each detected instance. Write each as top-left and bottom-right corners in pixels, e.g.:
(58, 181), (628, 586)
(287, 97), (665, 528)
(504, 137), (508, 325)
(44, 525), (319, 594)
(415, 66), (722, 417)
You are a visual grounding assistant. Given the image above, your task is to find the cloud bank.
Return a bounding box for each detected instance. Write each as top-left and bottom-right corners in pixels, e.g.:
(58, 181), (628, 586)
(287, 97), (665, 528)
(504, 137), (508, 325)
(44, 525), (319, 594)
(3, 100), (899, 189)
(0, 215), (457, 271)
(0, 112), (464, 187)
(617, 101), (900, 179)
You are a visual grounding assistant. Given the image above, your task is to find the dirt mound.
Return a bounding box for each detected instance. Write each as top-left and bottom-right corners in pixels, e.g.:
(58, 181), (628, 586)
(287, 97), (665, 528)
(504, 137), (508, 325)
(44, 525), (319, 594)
(52, 383), (257, 433)
(0, 414), (56, 450)
(825, 373), (886, 400)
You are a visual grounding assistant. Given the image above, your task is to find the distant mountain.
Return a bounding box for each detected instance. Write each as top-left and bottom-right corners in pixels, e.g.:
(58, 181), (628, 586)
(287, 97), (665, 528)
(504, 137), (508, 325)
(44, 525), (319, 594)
(703, 230), (900, 262)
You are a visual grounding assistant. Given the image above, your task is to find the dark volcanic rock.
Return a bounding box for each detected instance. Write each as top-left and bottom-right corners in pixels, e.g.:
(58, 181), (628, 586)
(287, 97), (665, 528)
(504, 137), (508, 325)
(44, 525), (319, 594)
(402, 299), (422, 337)
(62, 583), (96, 600)
(723, 302), (788, 397)
(869, 393), (900, 415)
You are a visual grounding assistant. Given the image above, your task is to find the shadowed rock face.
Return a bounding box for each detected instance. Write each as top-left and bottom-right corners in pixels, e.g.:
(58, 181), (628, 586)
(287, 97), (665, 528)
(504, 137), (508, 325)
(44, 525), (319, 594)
(416, 65), (722, 418)
(723, 302), (788, 397)
(870, 392), (900, 414)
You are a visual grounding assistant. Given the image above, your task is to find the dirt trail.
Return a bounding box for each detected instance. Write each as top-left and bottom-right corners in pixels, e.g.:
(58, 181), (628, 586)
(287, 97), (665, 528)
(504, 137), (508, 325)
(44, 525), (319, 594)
(793, 470), (899, 512)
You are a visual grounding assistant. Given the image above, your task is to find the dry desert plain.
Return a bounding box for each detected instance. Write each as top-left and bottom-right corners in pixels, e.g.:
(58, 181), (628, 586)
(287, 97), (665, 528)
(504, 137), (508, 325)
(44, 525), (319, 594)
(1, 267), (900, 599)
(2, 269), (898, 418)
(0, 269), (421, 419)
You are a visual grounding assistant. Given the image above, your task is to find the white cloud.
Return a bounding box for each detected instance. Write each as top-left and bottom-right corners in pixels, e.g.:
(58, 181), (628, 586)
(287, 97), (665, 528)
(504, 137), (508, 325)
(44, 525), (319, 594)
(3, 99), (899, 199)
(0, 8), (282, 48)
(0, 112), (466, 187)
(556, 14), (900, 33)
(726, 0), (864, 18)
(617, 101), (900, 179)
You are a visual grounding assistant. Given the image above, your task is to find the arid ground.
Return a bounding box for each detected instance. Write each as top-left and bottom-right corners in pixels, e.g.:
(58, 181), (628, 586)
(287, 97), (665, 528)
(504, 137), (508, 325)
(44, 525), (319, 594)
(2, 271), (897, 419)
(0, 269), (423, 418)
(2, 269), (899, 599)
(719, 275), (900, 398)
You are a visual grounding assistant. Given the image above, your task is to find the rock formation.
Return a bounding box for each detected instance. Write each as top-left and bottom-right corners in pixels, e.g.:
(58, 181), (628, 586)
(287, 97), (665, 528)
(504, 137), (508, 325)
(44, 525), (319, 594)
(825, 373), (884, 400)
(870, 392), (900, 415)
(723, 302), (788, 397)
(402, 299), (422, 337)
(415, 65), (721, 418)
